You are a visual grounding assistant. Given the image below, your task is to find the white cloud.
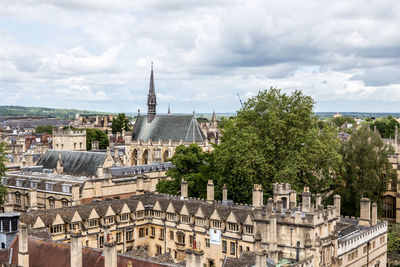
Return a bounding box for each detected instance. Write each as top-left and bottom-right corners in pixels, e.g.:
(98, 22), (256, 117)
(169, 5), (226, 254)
(0, 0), (400, 112)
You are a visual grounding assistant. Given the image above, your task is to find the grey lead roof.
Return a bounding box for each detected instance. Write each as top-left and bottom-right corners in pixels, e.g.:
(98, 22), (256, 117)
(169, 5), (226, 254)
(37, 150), (107, 176)
(132, 114), (206, 143)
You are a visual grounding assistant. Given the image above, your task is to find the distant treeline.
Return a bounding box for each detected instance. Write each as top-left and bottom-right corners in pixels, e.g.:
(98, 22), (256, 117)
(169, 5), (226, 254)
(0, 106), (110, 119)
(316, 112), (400, 119)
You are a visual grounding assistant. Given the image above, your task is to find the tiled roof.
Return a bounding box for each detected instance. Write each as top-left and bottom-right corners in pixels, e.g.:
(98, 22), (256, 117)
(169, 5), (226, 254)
(132, 115), (206, 143)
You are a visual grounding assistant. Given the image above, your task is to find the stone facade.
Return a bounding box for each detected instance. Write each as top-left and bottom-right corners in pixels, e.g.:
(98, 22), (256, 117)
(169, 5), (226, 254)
(52, 130), (86, 151)
(18, 182), (387, 267)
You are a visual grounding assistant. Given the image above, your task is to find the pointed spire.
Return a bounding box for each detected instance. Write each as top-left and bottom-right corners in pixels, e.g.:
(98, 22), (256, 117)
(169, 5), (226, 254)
(147, 62), (157, 123)
(168, 104), (171, 115)
(211, 110), (217, 123)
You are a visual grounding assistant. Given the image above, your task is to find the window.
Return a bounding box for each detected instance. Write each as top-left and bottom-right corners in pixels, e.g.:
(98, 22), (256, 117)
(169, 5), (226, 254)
(135, 211), (144, 219)
(156, 245), (162, 255)
(169, 230), (174, 240)
(16, 179), (23, 187)
(139, 228), (146, 238)
(15, 194), (21, 205)
(30, 181), (38, 188)
(380, 236), (385, 244)
(116, 232), (122, 243)
(230, 242), (235, 255)
(181, 215), (190, 223)
(205, 238), (210, 248)
(50, 225), (63, 234)
(150, 227), (155, 237)
(211, 220), (222, 229)
(196, 217), (206, 226)
(228, 223), (239, 232)
(71, 222), (80, 231)
(160, 229), (165, 240)
(244, 225), (254, 234)
(372, 241), (376, 249)
(189, 235), (194, 246)
(61, 144), (64, 149)
(74, 143), (77, 149)
(222, 240), (227, 253)
(46, 183), (54, 191)
(167, 213), (175, 221)
(62, 200), (68, 207)
(49, 199), (55, 209)
(154, 211), (163, 218)
(119, 213), (130, 222)
(99, 236), (104, 248)
(177, 232), (185, 244)
(87, 219), (98, 228)
(80, 142), (82, 149)
(105, 216), (114, 225)
(62, 185), (71, 193)
(126, 231), (133, 241)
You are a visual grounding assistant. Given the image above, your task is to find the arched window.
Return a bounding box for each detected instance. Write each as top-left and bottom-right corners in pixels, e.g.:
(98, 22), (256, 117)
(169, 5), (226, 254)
(162, 150), (170, 162)
(382, 195), (396, 220)
(131, 149), (138, 166)
(142, 150), (149, 165)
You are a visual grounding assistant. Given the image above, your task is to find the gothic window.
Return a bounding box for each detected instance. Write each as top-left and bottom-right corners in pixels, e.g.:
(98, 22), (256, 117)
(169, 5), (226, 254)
(383, 195), (396, 220)
(132, 149), (138, 166)
(49, 198), (55, 209)
(142, 150), (149, 165)
(162, 150), (170, 162)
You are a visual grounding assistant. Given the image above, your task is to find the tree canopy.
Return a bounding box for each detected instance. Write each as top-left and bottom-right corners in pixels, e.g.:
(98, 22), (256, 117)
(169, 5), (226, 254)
(35, 124), (56, 134)
(0, 142), (8, 205)
(337, 126), (396, 216)
(369, 115), (400, 139)
(86, 128), (109, 150)
(330, 116), (356, 129)
(111, 113), (131, 134)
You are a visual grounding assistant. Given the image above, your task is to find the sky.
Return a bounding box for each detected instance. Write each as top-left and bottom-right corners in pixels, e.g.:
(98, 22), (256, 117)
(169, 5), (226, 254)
(1, 0), (400, 113)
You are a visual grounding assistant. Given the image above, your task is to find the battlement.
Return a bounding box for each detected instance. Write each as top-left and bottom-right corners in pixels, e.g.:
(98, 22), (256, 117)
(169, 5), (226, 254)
(53, 130), (86, 136)
(273, 183), (291, 194)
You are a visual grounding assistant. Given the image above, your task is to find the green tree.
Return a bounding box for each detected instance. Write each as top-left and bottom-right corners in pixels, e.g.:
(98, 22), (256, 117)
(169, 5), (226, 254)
(111, 113), (131, 134)
(0, 142), (8, 205)
(369, 115), (400, 138)
(337, 126), (396, 216)
(388, 225), (400, 254)
(213, 88), (343, 203)
(35, 124), (55, 134)
(86, 128), (109, 150)
(331, 116), (356, 129)
(156, 144), (217, 199)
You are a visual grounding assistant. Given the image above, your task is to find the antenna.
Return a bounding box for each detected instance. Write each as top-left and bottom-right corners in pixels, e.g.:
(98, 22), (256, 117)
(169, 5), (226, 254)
(237, 93), (243, 107)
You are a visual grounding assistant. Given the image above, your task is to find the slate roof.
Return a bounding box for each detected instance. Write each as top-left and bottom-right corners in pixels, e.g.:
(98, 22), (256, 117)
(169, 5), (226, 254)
(132, 115), (206, 143)
(222, 251), (256, 267)
(37, 150), (107, 176)
(109, 162), (174, 177)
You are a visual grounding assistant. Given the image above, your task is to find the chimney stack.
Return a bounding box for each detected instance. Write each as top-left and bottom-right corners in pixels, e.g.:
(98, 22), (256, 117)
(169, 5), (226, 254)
(4, 193), (14, 213)
(301, 187), (311, 212)
(358, 198), (371, 227)
(252, 184), (263, 208)
(371, 202), (377, 227)
(72, 184), (81, 206)
(103, 233), (117, 267)
(70, 229), (82, 267)
(29, 188), (38, 211)
(18, 222), (29, 267)
(181, 179), (188, 199)
(289, 190), (297, 209)
(185, 249), (204, 267)
(333, 195), (341, 217)
(207, 180), (214, 203)
(222, 184), (228, 201)
(269, 213), (278, 263)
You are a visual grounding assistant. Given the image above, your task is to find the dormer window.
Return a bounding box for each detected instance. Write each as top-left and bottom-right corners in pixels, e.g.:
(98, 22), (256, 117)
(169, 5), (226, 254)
(244, 225), (254, 234)
(154, 211), (163, 218)
(195, 217), (206, 226)
(46, 183), (54, 191)
(16, 179), (24, 187)
(181, 215), (191, 224)
(62, 184), (71, 193)
(167, 213), (176, 221)
(211, 220), (222, 229)
(30, 181), (38, 189)
(86, 219), (98, 228)
(105, 216), (114, 225)
(135, 211), (144, 219)
(228, 223), (239, 232)
(119, 213), (130, 222)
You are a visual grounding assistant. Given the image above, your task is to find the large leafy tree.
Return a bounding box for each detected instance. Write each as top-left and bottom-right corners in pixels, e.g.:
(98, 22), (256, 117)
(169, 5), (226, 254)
(86, 128), (109, 150)
(338, 126), (396, 216)
(213, 88), (343, 203)
(156, 144), (218, 199)
(0, 142), (8, 205)
(35, 124), (56, 134)
(369, 115), (400, 139)
(111, 113), (131, 134)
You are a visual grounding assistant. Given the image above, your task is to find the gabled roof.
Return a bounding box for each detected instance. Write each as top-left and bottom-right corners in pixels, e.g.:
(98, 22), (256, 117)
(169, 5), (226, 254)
(37, 150), (107, 176)
(132, 115), (206, 143)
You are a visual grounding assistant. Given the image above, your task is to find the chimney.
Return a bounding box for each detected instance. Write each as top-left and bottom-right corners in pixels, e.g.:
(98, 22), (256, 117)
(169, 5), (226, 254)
(185, 249), (204, 267)
(371, 202), (377, 226)
(70, 229), (82, 267)
(18, 222), (29, 267)
(301, 187), (311, 212)
(207, 180), (214, 203)
(29, 188), (38, 211)
(4, 193), (14, 213)
(103, 233), (117, 267)
(333, 195), (341, 217)
(252, 184), (263, 208)
(72, 184), (81, 206)
(181, 179), (188, 199)
(358, 198), (371, 227)
(255, 231), (267, 267)
(289, 190), (297, 209)
(222, 184), (228, 201)
(315, 193), (322, 208)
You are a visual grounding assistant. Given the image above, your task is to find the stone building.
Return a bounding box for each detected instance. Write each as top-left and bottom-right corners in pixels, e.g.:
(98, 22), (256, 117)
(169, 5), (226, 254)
(127, 65), (213, 166)
(17, 182), (387, 267)
(52, 129), (86, 151)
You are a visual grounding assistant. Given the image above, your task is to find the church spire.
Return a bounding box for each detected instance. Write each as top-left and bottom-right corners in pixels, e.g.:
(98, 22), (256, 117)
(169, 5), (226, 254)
(147, 62), (157, 123)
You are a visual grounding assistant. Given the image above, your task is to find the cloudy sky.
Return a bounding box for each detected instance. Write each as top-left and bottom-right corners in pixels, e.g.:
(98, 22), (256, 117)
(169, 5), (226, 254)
(1, 0), (400, 113)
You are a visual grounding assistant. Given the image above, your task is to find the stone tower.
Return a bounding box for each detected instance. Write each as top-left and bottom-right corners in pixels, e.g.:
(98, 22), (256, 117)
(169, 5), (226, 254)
(147, 63), (157, 123)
